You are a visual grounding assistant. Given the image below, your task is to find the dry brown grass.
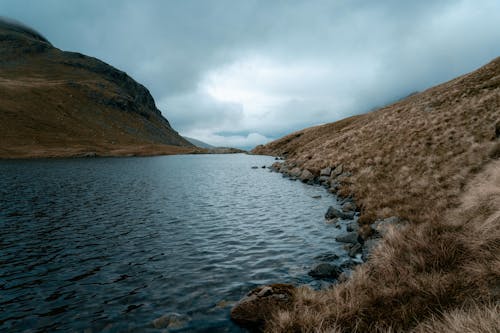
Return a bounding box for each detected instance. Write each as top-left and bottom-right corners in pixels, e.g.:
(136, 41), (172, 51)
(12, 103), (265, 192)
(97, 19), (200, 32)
(253, 58), (500, 332)
(411, 303), (500, 333)
(254, 57), (500, 225)
(266, 160), (500, 332)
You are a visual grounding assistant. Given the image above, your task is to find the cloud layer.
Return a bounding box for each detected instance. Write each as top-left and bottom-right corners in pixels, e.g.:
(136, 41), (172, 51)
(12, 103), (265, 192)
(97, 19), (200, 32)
(3, 0), (500, 148)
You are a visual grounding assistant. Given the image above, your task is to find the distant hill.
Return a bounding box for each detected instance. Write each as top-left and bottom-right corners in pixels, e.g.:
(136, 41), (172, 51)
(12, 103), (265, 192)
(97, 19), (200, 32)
(183, 136), (249, 154)
(0, 18), (194, 158)
(183, 136), (215, 149)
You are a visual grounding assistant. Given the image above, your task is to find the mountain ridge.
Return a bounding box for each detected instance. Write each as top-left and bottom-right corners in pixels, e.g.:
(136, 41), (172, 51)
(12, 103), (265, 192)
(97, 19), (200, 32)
(0, 18), (194, 158)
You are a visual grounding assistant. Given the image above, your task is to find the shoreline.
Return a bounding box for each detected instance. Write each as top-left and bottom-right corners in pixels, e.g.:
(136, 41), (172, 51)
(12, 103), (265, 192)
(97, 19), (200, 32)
(0, 144), (247, 159)
(269, 158), (399, 264)
(231, 158), (398, 329)
(232, 154), (500, 332)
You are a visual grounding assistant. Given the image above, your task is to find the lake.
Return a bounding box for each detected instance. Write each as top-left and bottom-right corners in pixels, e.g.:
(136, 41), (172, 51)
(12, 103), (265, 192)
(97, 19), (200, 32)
(0, 154), (347, 332)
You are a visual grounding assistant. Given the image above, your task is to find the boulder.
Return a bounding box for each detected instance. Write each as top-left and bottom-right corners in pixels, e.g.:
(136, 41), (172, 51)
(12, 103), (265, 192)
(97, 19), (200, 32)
(320, 167), (332, 177)
(340, 259), (358, 270)
(325, 217), (340, 225)
(289, 167), (302, 178)
(335, 232), (360, 244)
(348, 243), (362, 257)
(337, 172), (351, 183)
(299, 169), (314, 182)
(152, 313), (188, 329)
(330, 180), (341, 192)
(346, 221), (359, 232)
(333, 164), (343, 177)
(372, 216), (401, 236)
(318, 175), (330, 184)
(342, 201), (357, 212)
(308, 263), (341, 279)
(344, 211), (355, 219)
(325, 206), (354, 220)
(230, 284), (295, 330)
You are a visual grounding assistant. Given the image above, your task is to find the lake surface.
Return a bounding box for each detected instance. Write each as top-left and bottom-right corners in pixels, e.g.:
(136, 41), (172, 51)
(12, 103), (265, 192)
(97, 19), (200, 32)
(0, 154), (347, 332)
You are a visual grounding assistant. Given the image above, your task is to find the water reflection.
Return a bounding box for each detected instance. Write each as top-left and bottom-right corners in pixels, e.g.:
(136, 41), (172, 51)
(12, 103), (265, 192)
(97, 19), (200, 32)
(0, 154), (345, 332)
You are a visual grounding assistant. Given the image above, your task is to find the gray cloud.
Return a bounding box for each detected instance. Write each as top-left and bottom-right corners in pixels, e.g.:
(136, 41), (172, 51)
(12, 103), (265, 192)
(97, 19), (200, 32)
(2, 0), (500, 148)
(158, 92), (244, 132)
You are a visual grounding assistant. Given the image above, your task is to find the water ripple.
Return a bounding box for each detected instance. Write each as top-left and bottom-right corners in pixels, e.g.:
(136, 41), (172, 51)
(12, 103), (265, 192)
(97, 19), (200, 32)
(0, 154), (347, 332)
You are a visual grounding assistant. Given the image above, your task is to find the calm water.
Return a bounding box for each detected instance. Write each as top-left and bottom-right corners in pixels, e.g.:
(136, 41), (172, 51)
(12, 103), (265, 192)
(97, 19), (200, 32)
(0, 154), (347, 332)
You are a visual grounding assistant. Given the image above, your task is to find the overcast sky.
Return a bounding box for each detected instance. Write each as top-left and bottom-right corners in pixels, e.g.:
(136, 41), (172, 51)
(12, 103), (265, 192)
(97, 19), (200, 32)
(2, 0), (500, 148)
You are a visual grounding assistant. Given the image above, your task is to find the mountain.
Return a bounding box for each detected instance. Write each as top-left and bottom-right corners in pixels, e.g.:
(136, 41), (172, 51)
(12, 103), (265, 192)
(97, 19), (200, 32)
(183, 136), (215, 149)
(251, 58), (500, 331)
(0, 18), (195, 158)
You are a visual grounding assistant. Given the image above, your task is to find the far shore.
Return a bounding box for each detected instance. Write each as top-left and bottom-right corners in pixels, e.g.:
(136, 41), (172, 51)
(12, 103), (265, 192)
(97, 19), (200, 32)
(0, 144), (247, 159)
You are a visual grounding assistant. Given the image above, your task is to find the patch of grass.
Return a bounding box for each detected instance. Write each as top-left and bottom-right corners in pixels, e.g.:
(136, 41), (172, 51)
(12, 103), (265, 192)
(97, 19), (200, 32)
(266, 161), (500, 332)
(412, 304), (500, 333)
(254, 58), (500, 332)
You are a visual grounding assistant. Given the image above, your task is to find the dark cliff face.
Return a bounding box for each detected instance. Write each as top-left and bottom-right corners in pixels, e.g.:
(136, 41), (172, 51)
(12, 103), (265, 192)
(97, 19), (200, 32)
(0, 18), (193, 157)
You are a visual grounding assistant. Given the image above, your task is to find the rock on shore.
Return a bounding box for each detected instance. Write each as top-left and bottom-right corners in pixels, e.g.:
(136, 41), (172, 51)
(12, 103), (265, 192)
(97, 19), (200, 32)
(269, 160), (407, 266)
(230, 284), (295, 330)
(232, 160), (405, 329)
(308, 263), (341, 279)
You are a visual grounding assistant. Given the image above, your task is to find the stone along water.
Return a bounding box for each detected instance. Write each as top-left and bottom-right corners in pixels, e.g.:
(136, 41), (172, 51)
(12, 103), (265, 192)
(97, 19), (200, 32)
(0, 154), (349, 332)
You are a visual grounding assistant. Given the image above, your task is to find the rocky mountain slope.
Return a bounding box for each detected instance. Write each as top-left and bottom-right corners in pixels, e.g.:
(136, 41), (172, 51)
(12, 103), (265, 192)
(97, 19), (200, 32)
(250, 58), (500, 332)
(0, 18), (194, 158)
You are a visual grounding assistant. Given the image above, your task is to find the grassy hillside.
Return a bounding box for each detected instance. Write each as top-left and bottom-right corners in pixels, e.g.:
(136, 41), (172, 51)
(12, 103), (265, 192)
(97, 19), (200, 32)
(0, 19), (194, 158)
(254, 57), (500, 225)
(252, 58), (500, 332)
